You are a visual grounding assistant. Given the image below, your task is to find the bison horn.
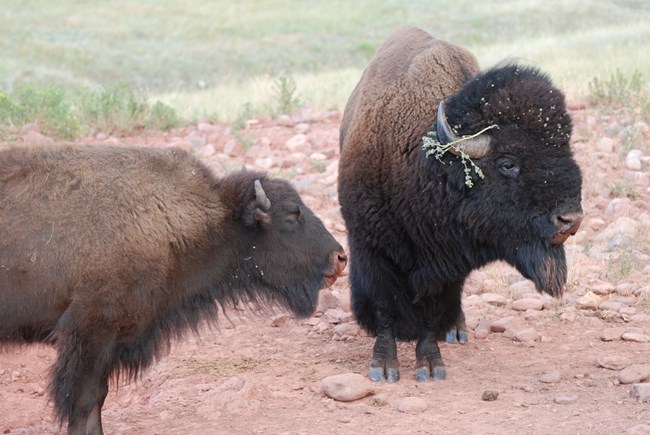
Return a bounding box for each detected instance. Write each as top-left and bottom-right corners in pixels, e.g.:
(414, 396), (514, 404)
(254, 180), (272, 211)
(436, 101), (491, 159)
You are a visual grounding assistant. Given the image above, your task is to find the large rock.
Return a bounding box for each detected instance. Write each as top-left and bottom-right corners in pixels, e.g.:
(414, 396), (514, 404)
(321, 373), (374, 402)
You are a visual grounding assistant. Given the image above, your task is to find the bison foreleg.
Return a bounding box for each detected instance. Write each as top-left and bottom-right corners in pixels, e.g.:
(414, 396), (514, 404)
(369, 326), (399, 383)
(415, 331), (445, 381)
(445, 309), (469, 344)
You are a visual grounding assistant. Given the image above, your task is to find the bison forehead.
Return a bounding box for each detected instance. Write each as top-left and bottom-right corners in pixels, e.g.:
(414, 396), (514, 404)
(446, 63), (572, 149)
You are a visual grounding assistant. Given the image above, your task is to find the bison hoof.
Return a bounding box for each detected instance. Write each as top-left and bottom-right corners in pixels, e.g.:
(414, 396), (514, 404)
(369, 366), (400, 383)
(445, 329), (469, 344)
(414, 365), (446, 381)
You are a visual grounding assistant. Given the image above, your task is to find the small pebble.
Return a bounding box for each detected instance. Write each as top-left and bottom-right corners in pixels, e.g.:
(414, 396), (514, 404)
(397, 397), (428, 414)
(554, 395), (578, 404)
(540, 370), (561, 384)
(482, 390), (499, 401)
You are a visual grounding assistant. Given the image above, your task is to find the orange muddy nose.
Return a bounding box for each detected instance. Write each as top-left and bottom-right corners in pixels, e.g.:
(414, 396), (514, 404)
(551, 210), (584, 245)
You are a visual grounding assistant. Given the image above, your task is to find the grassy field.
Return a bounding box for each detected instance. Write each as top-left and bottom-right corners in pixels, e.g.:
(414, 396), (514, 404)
(2, 0), (649, 124)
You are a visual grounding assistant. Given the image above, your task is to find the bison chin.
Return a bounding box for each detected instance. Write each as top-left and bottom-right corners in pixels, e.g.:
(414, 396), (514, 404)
(506, 243), (568, 298)
(276, 278), (324, 319)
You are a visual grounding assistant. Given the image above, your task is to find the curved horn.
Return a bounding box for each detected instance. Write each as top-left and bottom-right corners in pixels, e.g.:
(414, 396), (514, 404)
(436, 101), (491, 159)
(254, 180), (272, 211)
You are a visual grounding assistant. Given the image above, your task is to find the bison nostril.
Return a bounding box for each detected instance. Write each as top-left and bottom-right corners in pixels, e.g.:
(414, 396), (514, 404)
(338, 253), (348, 267)
(553, 211), (584, 233)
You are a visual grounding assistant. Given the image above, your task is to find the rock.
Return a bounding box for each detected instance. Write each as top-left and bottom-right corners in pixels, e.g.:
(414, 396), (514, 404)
(597, 355), (631, 371)
(619, 364), (650, 385)
(316, 290), (339, 313)
(629, 383), (650, 403)
(270, 315), (291, 327)
(397, 397), (428, 414)
(605, 198), (633, 217)
(514, 328), (541, 343)
(333, 322), (360, 339)
(481, 278), (499, 293)
(596, 217), (639, 242)
(566, 100), (586, 111)
(286, 134), (311, 153)
(575, 291), (601, 310)
(223, 139), (245, 157)
(508, 280), (536, 300)
(294, 122), (310, 134)
(627, 424), (650, 434)
(553, 395), (578, 404)
(474, 318), (491, 339)
(626, 149), (643, 171)
(20, 130), (53, 144)
(323, 308), (353, 324)
(199, 144), (215, 158)
(622, 332), (650, 343)
(539, 370), (561, 384)
(481, 293), (507, 307)
(482, 390), (499, 401)
(512, 297), (544, 311)
(186, 134), (205, 148)
(321, 373), (374, 402)
(595, 137), (614, 153)
(19, 122), (40, 136)
(490, 316), (516, 333)
(601, 327), (627, 341)
(599, 301), (623, 312)
(254, 157), (277, 169)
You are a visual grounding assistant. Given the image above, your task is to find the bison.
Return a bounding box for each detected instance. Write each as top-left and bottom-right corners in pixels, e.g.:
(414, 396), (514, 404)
(338, 26), (583, 383)
(0, 144), (347, 434)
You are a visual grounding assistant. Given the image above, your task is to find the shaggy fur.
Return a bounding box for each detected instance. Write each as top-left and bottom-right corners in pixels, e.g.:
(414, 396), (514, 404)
(0, 144), (346, 434)
(338, 26), (583, 381)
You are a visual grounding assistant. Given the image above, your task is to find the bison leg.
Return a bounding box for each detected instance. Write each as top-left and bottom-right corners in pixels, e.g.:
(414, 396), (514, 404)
(445, 309), (469, 344)
(51, 312), (114, 435)
(415, 330), (445, 381)
(369, 325), (400, 383)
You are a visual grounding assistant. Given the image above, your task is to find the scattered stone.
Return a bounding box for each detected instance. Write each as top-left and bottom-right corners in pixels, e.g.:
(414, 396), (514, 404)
(481, 293), (507, 307)
(20, 131), (53, 144)
(333, 322), (360, 339)
(596, 217), (639, 242)
(316, 290), (339, 313)
(294, 122), (310, 134)
(514, 328), (541, 343)
(481, 390), (499, 401)
(397, 397), (428, 414)
(19, 122), (40, 136)
(490, 316), (516, 333)
(512, 297), (544, 311)
(539, 371), (561, 384)
(595, 137), (614, 153)
(622, 332), (650, 343)
(286, 134), (311, 153)
(270, 315), (291, 327)
(186, 134), (205, 148)
(626, 149), (643, 171)
(629, 383), (650, 403)
(508, 280), (536, 300)
(223, 139), (245, 157)
(626, 424), (650, 434)
(481, 278), (499, 293)
(599, 301), (623, 312)
(619, 364), (650, 385)
(575, 291), (601, 310)
(601, 327), (627, 341)
(323, 308), (353, 324)
(321, 373), (374, 402)
(199, 144), (215, 158)
(474, 318), (491, 339)
(367, 394), (388, 407)
(597, 355), (631, 371)
(553, 395), (578, 404)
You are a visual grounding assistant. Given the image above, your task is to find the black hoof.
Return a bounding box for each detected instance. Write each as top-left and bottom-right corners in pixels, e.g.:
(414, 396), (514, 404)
(433, 366), (446, 380)
(369, 366), (400, 383)
(445, 330), (458, 344)
(415, 367), (430, 382)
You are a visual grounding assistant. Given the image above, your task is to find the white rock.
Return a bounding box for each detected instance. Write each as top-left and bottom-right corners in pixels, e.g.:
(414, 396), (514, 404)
(554, 395), (578, 404)
(481, 293), (508, 307)
(397, 397), (428, 414)
(321, 373), (374, 402)
(619, 364), (650, 384)
(514, 328), (541, 343)
(626, 149), (643, 170)
(597, 355), (631, 371)
(622, 332), (650, 343)
(540, 370), (561, 383)
(512, 297), (544, 311)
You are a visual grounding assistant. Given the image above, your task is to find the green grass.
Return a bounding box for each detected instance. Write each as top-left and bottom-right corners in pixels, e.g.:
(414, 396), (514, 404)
(2, 0), (650, 125)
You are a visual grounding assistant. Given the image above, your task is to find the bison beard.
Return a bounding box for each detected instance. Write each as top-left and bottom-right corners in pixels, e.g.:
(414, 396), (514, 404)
(508, 243), (568, 298)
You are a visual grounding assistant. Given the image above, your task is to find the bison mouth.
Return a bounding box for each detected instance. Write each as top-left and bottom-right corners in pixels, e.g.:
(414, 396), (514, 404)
(323, 250), (348, 288)
(507, 243), (567, 297)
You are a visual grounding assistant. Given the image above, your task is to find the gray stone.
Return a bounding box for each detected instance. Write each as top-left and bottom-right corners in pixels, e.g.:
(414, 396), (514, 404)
(490, 316), (516, 333)
(626, 149), (643, 171)
(540, 370), (561, 384)
(629, 383), (650, 403)
(554, 395), (578, 404)
(601, 327), (627, 341)
(481, 293), (508, 307)
(512, 297), (544, 311)
(397, 397), (428, 414)
(597, 355), (631, 371)
(514, 328), (541, 343)
(474, 318), (491, 339)
(619, 364), (650, 385)
(622, 332), (650, 343)
(321, 373), (374, 402)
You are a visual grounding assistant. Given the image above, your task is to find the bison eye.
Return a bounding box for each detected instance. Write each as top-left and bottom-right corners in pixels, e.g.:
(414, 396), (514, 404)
(284, 207), (301, 224)
(497, 157), (520, 179)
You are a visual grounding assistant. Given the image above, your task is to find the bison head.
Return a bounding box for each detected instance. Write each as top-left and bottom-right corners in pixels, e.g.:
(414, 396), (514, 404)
(227, 173), (347, 317)
(433, 63), (583, 296)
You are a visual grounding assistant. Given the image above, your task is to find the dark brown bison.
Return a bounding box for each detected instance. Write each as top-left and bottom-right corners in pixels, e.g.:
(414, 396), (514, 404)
(338, 26), (583, 383)
(0, 144), (347, 434)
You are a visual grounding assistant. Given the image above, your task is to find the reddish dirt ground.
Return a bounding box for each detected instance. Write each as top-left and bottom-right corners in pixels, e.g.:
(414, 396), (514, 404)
(1, 103), (649, 434)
